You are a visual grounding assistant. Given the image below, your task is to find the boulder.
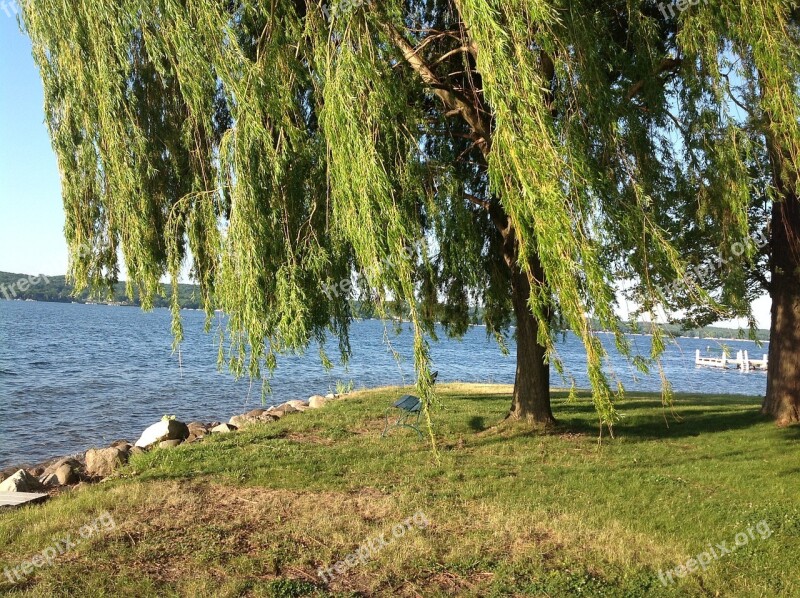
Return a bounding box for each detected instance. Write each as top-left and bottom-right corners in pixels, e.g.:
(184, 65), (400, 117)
(245, 409), (267, 418)
(309, 395), (328, 409)
(135, 419), (190, 448)
(85, 447), (128, 478)
(286, 400), (309, 412)
(257, 413), (280, 423)
(211, 423), (237, 434)
(54, 462), (80, 486)
(39, 473), (60, 488)
(325, 393), (336, 400)
(187, 423), (209, 438)
(229, 414), (255, 429)
(159, 439), (182, 449)
(0, 469), (44, 492)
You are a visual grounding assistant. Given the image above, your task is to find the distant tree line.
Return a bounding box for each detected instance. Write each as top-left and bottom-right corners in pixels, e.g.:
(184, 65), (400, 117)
(0, 271), (202, 309)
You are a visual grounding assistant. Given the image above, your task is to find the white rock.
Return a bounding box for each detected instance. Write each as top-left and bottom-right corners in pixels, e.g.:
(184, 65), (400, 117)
(286, 400), (309, 411)
(0, 469), (44, 493)
(135, 419), (189, 448)
(309, 395), (328, 409)
(325, 393), (336, 399)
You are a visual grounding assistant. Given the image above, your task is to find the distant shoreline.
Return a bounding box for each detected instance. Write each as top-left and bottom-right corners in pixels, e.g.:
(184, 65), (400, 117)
(2, 296), (771, 342)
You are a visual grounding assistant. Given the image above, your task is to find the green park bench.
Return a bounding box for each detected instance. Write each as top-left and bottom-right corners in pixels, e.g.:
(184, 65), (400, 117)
(382, 394), (423, 439)
(381, 372), (437, 439)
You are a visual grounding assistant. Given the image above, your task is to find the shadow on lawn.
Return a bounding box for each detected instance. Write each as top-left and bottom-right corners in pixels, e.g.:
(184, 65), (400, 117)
(456, 390), (774, 443)
(555, 400), (771, 440)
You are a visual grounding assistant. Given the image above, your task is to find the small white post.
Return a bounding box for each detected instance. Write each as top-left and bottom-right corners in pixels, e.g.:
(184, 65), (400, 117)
(695, 349), (700, 365)
(744, 350), (749, 372)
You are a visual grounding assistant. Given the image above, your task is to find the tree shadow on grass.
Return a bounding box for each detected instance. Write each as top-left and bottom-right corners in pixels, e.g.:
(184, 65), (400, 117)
(467, 416), (487, 432)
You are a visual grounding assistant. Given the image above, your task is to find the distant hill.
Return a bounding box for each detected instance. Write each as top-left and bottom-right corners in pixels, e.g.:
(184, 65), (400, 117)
(0, 270), (770, 339)
(0, 271), (202, 309)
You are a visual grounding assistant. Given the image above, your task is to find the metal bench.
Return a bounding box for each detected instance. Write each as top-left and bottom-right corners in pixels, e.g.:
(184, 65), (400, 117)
(381, 372), (437, 439)
(382, 394), (423, 438)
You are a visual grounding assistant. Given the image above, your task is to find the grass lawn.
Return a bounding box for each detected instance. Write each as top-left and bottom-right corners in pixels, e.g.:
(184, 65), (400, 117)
(1, 384), (798, 597)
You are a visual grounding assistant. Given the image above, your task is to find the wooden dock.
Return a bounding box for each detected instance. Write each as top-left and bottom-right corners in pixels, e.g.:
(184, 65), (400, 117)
(0, 492), (49, 509)
(695, 349), (768, 371)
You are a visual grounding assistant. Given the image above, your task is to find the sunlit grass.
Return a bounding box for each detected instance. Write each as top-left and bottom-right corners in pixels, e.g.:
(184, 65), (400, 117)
(1, 384), (798, 596)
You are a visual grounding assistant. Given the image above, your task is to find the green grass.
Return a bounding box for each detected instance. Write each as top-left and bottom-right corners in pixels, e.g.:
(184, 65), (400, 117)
(1, 384), (798, 597)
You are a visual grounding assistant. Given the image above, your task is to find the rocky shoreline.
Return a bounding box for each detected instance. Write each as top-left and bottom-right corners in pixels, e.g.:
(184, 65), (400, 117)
(0, 393), (338, 500)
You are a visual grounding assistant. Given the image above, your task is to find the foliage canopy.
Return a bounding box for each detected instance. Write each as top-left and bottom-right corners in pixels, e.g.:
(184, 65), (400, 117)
(21, 0), (800, 430)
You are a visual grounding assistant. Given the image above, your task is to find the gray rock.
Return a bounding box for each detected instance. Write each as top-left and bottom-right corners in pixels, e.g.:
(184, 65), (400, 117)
(39, 473), (60, 488)
(159, 439), (182, 449)
(229, 414), (254, 429)
(245, 409), (267, 418)
(309, 395), (328, 409)
(44, 457), (82, 474)
(286, 400), (309, 412)
(211, 423), (237, 434)
(55, 462), (80, 485)
(0, 469), (44, 492)
(85, 447), (128, 478)
(187, 422), (209, 437)
(134, 419), (190, 448)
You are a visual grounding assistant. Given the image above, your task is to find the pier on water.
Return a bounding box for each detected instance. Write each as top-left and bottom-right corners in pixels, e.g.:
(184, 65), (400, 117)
(695, 349), (768, 372)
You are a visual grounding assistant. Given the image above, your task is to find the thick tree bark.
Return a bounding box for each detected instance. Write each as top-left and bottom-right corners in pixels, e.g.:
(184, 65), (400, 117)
(762, 191), (800, 425)
(497, 213), (555, 426)
(387, 21), (554, 425)
(509, 261), (555, 425)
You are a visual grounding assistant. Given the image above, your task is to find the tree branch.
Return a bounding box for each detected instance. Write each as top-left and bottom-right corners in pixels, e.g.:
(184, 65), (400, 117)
(625, 58), (682, 101)
(383, 23), (492, 152)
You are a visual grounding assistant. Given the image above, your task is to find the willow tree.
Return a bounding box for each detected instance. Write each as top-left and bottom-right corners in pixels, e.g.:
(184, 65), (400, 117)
(621, 3), (800, 425)
(21, 0), (793, 433)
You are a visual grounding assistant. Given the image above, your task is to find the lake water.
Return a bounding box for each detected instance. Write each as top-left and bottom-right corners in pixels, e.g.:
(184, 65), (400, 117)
(0, 301), (767, 468)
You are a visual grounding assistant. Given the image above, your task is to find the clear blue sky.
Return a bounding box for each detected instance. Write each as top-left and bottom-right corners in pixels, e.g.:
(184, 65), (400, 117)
(0, 5), (67, 277)
(0, 6), (772, 328)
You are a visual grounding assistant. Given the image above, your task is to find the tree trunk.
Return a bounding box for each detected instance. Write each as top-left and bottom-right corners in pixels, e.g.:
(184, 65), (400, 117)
(762, 191), (800, 425)
(509, 262), (555, 426)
